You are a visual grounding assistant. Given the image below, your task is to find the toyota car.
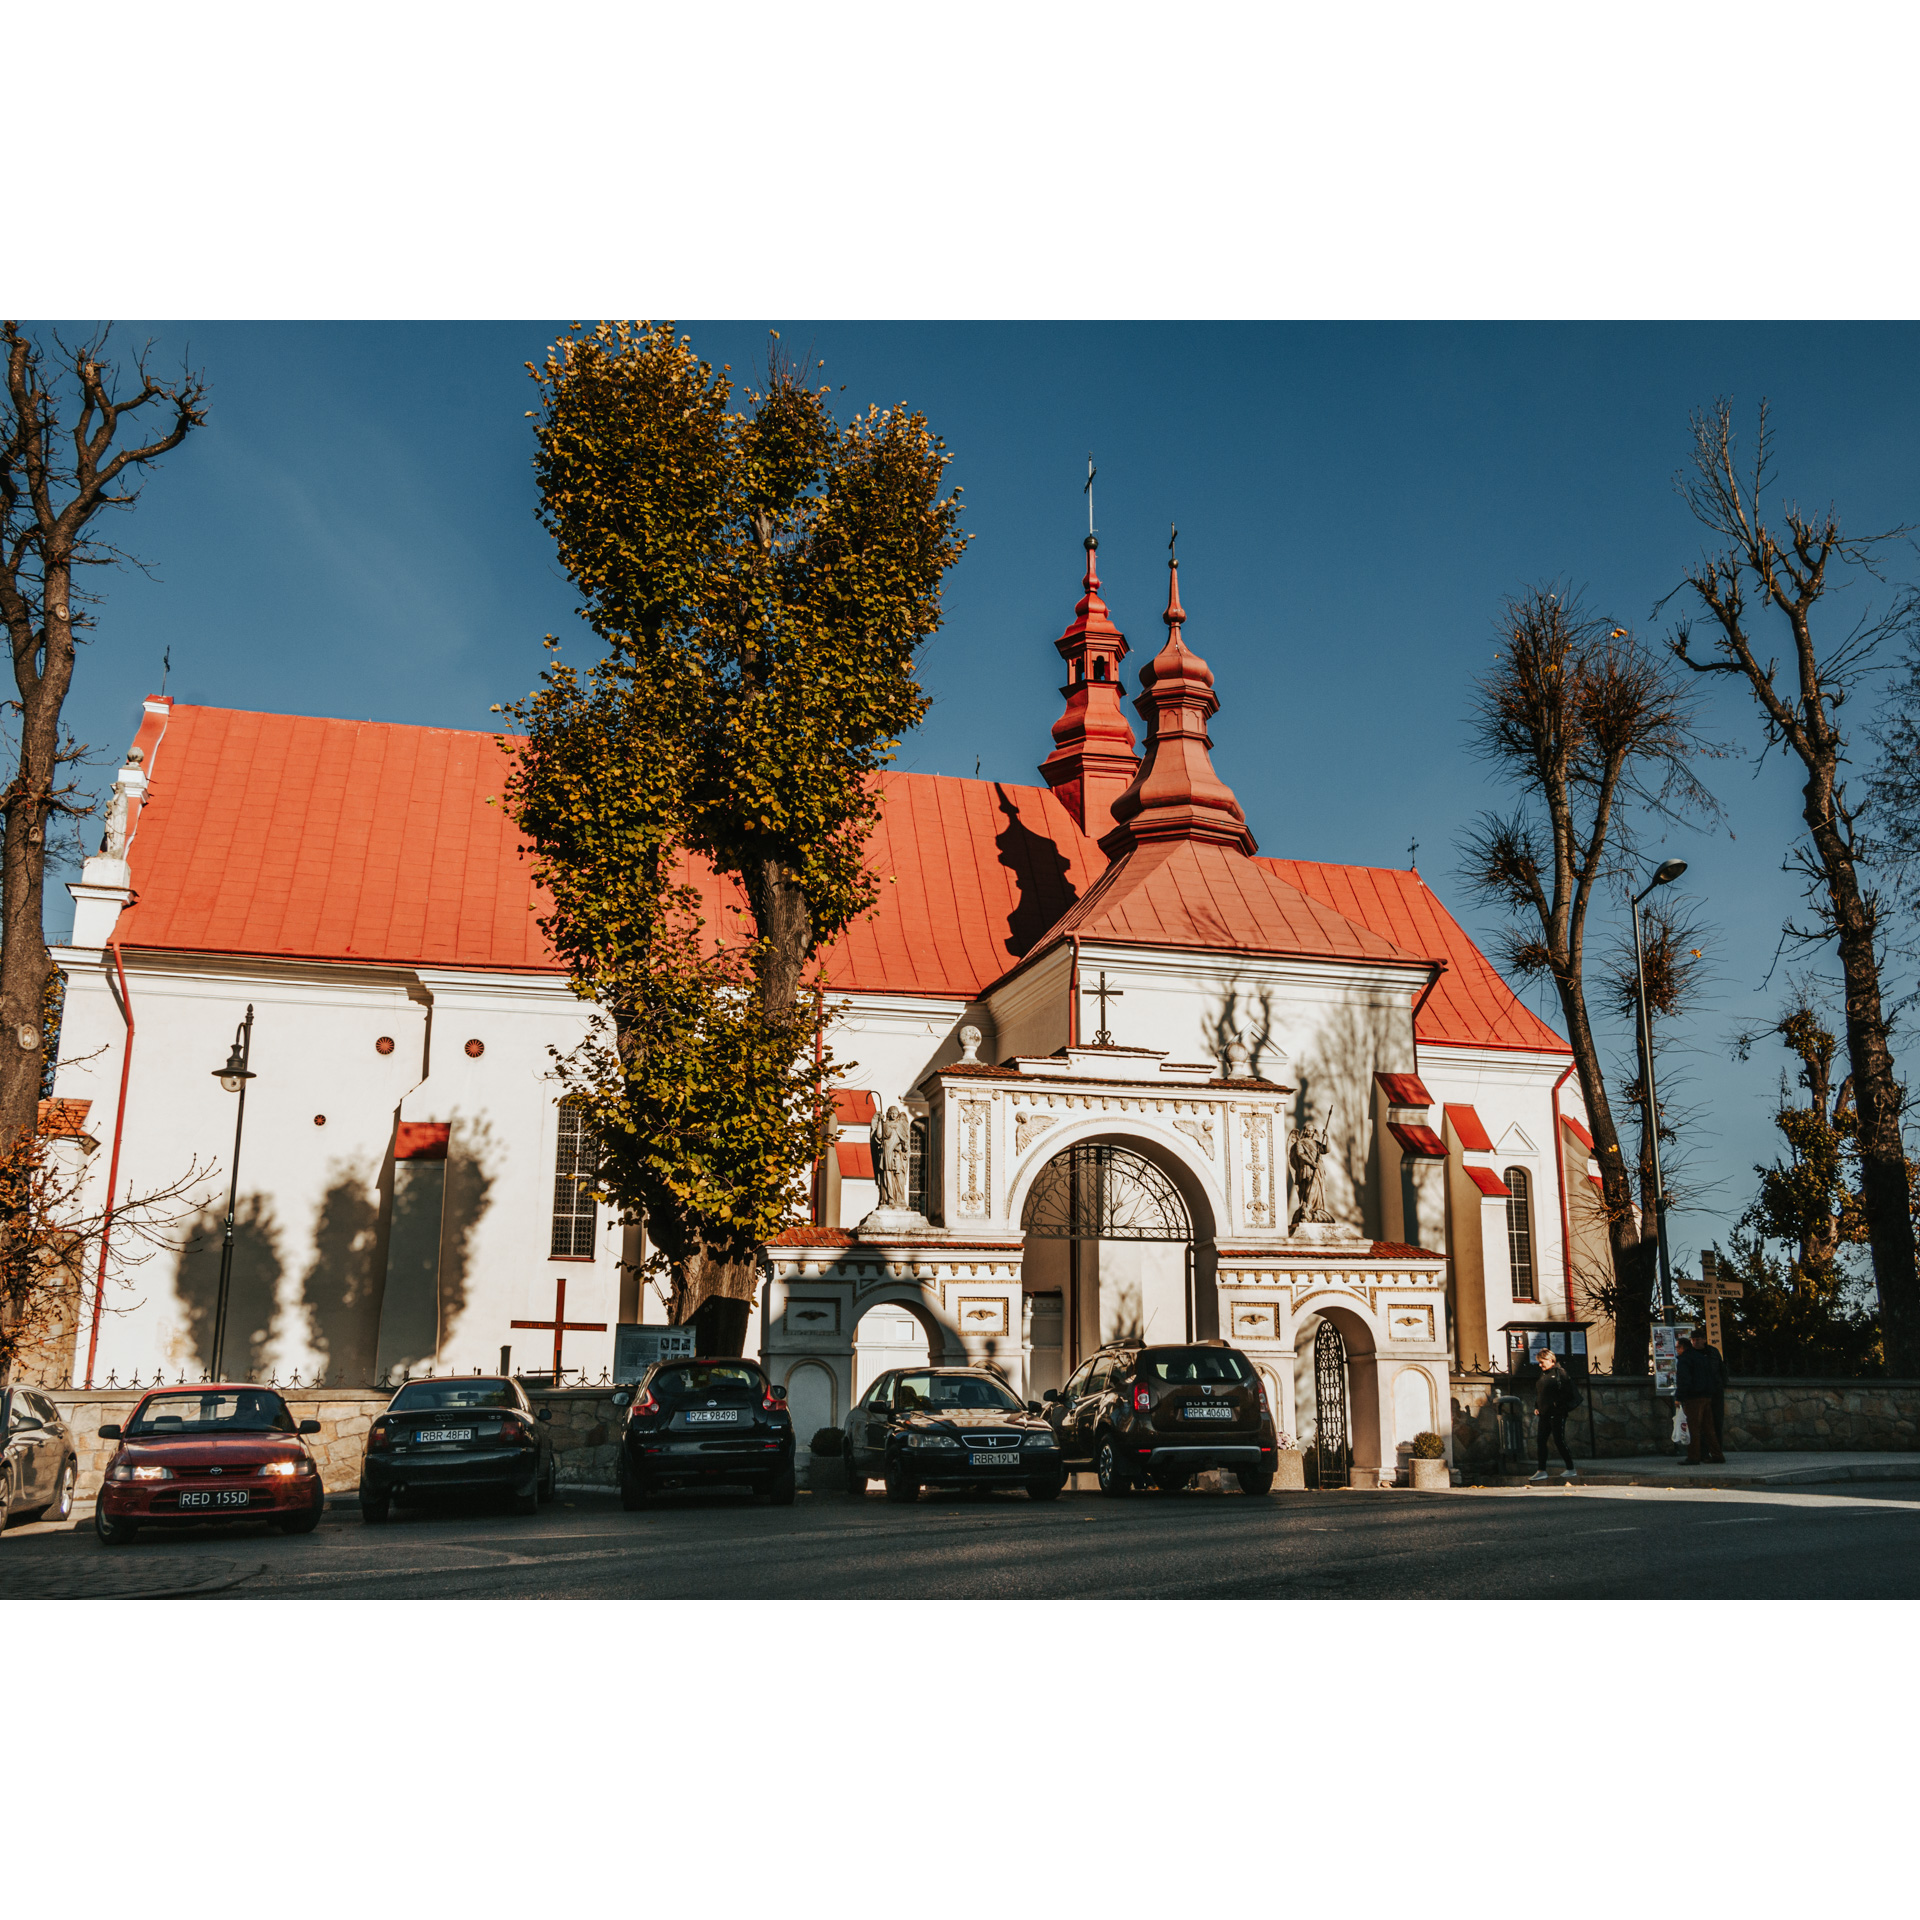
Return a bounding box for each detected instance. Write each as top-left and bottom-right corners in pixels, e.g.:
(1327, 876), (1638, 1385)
(94, 1386), (326, 1543)
(613, 1358), (795, 1508)
(843, 1367), (1065, 1503)
(1045, 1340), (1278, 1494)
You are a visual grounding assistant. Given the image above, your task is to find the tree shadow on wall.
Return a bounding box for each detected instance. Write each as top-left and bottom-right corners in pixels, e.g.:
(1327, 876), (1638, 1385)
(1295, 999), (1405, 1237)
(173, 1193), (284, 1378)
(300, 1162), (384, 1386)
(1204, 975), (1280, 1077)
(995, 786), (1080, 958)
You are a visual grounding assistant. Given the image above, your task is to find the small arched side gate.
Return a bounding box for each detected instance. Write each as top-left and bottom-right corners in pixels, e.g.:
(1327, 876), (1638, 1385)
(1021, 1143), (1200, 1349)
(1312, 1317), (1351, 1491)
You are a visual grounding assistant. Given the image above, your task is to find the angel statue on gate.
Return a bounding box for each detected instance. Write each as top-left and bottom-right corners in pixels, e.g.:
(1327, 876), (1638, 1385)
(872, 1102), (914, 1212)
(1287, 1104), (1336, 1233)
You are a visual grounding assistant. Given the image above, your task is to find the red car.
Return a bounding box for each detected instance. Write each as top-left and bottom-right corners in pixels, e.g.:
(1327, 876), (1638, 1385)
(95, 1385), (326, 1545)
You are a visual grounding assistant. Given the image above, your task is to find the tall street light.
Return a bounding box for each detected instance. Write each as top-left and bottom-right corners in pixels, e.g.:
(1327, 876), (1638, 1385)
(209, 1005), (257, 1382)
(1631, 861), (1688, 1322)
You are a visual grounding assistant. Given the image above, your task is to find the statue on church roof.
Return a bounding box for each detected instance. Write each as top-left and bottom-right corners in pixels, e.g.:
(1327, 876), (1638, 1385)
(98, 746), (143, 858)
(1288, 1105), (1336, 1233)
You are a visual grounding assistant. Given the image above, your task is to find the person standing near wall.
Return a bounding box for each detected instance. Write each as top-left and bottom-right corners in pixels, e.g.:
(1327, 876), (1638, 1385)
(1527, 1348), (1580, 1484)
(1676, 1330), (1727, 1465)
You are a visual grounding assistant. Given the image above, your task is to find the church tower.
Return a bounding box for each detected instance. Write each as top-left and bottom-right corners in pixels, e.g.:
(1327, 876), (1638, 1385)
(1038, 534), (1140, 843)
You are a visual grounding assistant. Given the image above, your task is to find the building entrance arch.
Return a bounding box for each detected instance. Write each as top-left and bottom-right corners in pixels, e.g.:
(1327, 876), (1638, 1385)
(1294, 1302), (1382, 1488)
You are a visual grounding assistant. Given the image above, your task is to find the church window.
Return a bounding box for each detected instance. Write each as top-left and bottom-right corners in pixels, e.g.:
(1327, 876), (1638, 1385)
(907, 1116), (931, 1217)
(550, 1097), (598, 1258)
(1504, 1167), (1536, 1302)
(1093, 658), (1108, 681)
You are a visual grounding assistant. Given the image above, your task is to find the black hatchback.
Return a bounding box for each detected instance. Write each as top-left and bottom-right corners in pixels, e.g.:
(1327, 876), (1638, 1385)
(845, 1367), (1066, 1503)
(613, 1359), (795, 1508)
(1047, 1340), (1278, 1495)
(360, 1376), (557, 1522)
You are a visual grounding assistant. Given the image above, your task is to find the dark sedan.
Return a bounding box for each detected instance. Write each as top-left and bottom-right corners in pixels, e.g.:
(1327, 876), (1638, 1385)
(95, 1386), (325, 1543)
(2, 1387), (79, 1528)
(360, 1376), (556, 1522)
(613, 1359), (795, 1508)
(844, 1368), (1065, 1503)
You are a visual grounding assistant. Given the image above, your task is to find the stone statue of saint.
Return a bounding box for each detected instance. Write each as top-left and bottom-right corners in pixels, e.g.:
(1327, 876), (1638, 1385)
(1288, 1105), (1336, 1233)
(98, 746), (143, 857)
(872, 1103), (913, 1211)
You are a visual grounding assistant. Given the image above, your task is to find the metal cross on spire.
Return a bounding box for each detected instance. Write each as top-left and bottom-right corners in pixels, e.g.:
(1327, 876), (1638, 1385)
(1407, 834), (1419, 870)
(161, 647), (170, 696)
(1084, 454), (1097, 540)
(1168, 522), (1178, 561)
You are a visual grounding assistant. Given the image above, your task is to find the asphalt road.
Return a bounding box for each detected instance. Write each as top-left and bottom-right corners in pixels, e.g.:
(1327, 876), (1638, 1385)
(6, 1480), (1920, 1600)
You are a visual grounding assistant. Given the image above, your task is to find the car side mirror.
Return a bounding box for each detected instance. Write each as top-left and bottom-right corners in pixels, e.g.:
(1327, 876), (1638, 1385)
(1042, 1389), (1058, 1403)
(1027, 1401), (1043, 1414)
(99, 1423), (123, 1439)
(611, 1389), (632, 1409)
(772, 1384), (788, 1402)
(298, 1419), (322, 1435)
(538, 1406), (553, 1422)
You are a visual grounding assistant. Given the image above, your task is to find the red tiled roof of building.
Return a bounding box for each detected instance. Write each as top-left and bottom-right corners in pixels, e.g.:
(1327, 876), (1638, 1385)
(1561, 1114), (1595, 1151)
(1376, 1071), (1434, 1108)
(1464, 1165), (1511, 1198)
(1387, 1122), (1448, 1159)
(834, 1141), (874, 1179)
(1446, 1104), (1495, 1152)
(38, 1098), (93, 1139)
(1265, 860), (1570, 1056)
(830, 1088), (878, 1127)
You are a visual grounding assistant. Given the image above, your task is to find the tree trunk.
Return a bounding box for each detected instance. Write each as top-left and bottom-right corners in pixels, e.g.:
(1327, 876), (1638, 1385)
(1807, 794), (1920, 1371)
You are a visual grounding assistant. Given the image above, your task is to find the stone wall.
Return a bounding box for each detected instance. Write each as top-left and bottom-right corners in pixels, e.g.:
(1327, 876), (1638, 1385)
(46, 1385), (628, 1502)
(1449, 1373), (1920, 1467)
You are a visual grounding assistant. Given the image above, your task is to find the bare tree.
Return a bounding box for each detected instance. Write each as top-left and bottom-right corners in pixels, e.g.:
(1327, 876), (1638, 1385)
(1668, 400), (1920, 1374)
(1462, 584), (1718, 1373)
(0, 324), (204, 1165)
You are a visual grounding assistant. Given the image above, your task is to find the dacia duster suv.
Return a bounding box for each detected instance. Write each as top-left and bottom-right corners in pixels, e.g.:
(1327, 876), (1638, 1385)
(1045, 1338), (1278, 1495)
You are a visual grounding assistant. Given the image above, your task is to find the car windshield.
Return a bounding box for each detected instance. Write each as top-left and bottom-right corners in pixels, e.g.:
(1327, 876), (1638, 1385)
(128, 1389), (295, 1435)
(1141, 1349), (1252, 1384)
(894, 1373), (1021, 1413)
(653, 1364), (763, 1395)
(389, 1381), (519, 1411)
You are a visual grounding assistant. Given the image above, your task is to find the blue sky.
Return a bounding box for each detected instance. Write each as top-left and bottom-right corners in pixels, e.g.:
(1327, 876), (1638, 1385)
(45, 319), (1920, 1272)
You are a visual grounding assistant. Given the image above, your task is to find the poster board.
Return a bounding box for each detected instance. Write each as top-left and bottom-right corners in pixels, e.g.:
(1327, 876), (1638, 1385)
(1650, 1323), (1697, 1395)
(614, 1323), (697, 1383)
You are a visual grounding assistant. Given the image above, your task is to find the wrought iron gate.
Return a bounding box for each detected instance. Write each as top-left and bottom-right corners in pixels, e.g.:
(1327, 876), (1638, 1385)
(1020, 1143), (1191, 1241)
(1312, 1317), (1350, 1490)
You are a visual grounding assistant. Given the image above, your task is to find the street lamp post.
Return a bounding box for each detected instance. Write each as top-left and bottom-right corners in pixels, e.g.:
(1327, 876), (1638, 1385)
(209, 1005), (258, 1381)
(1630, 861), (1688, 1322)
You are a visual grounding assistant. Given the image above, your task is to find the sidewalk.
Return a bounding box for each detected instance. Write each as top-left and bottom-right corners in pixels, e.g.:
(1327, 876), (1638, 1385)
(1486, 1450), (1920, 1492)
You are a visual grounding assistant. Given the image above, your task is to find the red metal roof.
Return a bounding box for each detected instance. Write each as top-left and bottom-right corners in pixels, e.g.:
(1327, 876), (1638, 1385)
(1561, 1114), (1595, 1151)
(1446, 1104), (1495, 1152)
(830, 1088), (878, 1127)
(1376, 1071), (1434, 1108)
(1465, 1165), (1511, 1198)
(38, 1098), (94, 1139)
(1388, 1122), (1449, 1159)
(1265, 861), (1570, 1056)
(834, 1141), (874, 1179)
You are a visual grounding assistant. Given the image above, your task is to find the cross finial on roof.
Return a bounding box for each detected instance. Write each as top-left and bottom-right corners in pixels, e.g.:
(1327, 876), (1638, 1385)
(1408, 834), (1419, 870)
(1163, 525), (1186, 632)
(1084, 454), (1097, 545)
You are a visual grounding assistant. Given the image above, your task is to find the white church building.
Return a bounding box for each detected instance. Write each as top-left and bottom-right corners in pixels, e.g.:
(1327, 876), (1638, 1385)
(48, 538), (1609, 1481)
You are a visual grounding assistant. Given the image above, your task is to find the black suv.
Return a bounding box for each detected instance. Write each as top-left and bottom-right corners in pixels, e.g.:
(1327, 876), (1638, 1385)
(1045, 1340), (1278, 1495)
(613, 1358), (795, 1508)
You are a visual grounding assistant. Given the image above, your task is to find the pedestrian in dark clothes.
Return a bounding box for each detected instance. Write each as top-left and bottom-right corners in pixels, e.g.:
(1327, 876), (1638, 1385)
(1527, 1348), (1579, 1483)
(1676, 1330), (1726, 1464)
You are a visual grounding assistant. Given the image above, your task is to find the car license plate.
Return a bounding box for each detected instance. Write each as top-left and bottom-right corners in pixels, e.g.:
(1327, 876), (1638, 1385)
(969, 1451), (1021, 1466)
(179, 1489), (251, 1508)
(686, 1410), (740, 1424)
(1183, 1405), (1235, 1420)
(419, 1429), (473, 1442)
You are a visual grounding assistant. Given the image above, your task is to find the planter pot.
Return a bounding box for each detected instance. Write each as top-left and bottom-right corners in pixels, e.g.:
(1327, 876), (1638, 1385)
(1274, 1449), (1307, 1490)
(807, 1454), (847, 1493)
(1409, 1456), (1450, 1491)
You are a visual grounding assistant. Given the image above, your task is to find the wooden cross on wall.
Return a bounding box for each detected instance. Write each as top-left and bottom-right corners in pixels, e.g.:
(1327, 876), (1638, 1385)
(511, 1272), (608, 1384)
(1676, 1249), (1743, 1354)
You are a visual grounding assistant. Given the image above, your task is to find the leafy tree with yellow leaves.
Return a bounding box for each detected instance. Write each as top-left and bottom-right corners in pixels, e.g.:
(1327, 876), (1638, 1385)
(506, 325), (966, 1352)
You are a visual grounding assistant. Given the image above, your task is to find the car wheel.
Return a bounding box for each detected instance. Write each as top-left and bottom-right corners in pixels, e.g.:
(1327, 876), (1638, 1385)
(884, 1471), (919, 1503)
(764, 1464), (796, 1507)
(512, 1479), (540, 1516)
(0, 1467), (12, 1528)
(845, 1466), (868, 1498)
(361, 1493), (390, 1524)
(276, 1501), (323, 1535)
(1095, 1438), (1132, 1497)
(539, 1460), (557, 1504)
(52, 1459), (76, 1523)
(95, 1501), (139, 1546)
(1026, 1476), (1064, 1501)
(1235, 1468), (1275, 1495)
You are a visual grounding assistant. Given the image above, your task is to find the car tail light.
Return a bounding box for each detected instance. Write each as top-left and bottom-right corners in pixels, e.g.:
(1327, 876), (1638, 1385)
(497, 1419), (534, 1445)
(1256, 1382), (1271, 1417)
(762, 1388), (781, 1412)
(631, 1389), (659, 1418)
(368, 1422), (393, 1451)
(1133, 1385), (1152, 1412)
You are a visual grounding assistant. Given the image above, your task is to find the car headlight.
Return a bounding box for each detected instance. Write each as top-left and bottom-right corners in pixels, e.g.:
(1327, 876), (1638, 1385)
(114, 1463), (173, 1481)
(1023, 1430), (1057, 1449)
(257, 1460), (307, 1477)
(907, 1432), (961, 1450)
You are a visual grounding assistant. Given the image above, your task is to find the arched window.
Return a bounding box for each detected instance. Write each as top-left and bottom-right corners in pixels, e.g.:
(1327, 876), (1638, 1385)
(1504, 1167), (1536, 1302)
(550, 1096), (598, 1258)
(1093, 658), (1108, 681)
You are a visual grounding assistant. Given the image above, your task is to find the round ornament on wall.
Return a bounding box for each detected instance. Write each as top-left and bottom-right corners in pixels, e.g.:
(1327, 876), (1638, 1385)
(464, 1039), (485, 1058)
(375, 1036), (395, 1055)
